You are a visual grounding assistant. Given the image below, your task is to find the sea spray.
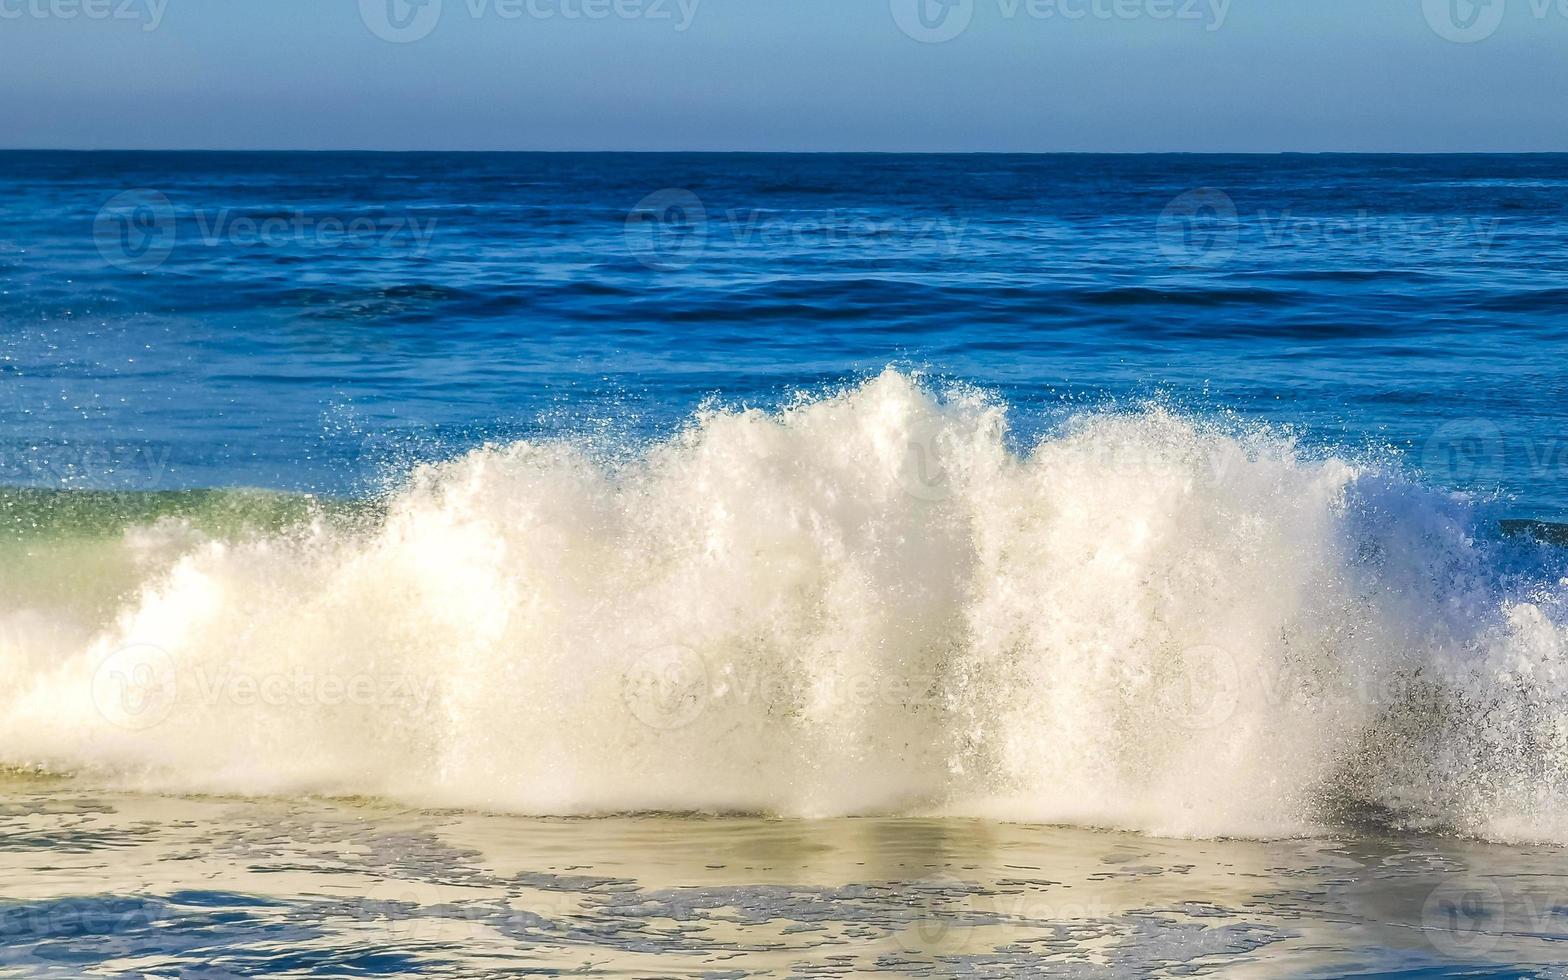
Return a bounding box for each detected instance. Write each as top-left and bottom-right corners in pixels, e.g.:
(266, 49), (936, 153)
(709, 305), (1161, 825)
(1, 370), (1566, 841)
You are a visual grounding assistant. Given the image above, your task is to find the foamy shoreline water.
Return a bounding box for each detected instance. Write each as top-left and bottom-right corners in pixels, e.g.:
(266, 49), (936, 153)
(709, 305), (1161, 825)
(4, 780), (1568, 978)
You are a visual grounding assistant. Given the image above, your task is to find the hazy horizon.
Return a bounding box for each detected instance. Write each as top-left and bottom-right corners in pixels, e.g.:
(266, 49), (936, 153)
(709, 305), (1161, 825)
(3, 0), (1567, 153)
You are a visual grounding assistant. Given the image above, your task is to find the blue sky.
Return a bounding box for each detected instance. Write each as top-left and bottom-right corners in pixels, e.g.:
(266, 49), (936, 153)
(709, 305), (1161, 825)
(1, 0), (1565, 151)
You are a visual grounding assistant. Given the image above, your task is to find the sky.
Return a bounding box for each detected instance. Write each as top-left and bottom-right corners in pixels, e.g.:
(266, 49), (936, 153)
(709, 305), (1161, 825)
(1, 0), (1565, 151)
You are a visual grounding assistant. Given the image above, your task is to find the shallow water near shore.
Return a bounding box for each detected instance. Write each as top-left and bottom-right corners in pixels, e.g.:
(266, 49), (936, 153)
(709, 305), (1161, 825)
(3, 779), (1568, 978)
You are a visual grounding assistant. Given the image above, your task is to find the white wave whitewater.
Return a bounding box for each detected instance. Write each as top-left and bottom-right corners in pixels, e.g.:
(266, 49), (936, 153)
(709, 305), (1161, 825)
(3, 370), (1567, 842)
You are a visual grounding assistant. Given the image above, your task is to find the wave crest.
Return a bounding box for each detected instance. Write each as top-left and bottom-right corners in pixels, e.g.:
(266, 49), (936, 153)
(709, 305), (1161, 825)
(2, 370), (1566, 841)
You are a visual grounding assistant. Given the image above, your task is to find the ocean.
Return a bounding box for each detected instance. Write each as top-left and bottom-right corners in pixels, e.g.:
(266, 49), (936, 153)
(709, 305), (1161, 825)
(3, 151), (1568, 976)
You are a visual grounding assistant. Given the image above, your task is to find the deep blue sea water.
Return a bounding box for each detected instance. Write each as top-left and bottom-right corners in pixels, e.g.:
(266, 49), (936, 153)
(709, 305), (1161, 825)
(3, 151), (1566, 511)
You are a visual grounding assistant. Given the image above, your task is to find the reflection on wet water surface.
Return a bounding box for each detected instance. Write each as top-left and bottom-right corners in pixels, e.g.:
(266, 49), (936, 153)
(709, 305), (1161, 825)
(2, 782), (1567, 978)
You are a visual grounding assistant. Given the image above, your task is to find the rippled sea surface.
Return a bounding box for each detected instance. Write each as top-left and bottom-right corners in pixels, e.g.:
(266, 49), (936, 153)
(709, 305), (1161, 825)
(3, 151), (1567, 511)
(6, 778), (1568, 979)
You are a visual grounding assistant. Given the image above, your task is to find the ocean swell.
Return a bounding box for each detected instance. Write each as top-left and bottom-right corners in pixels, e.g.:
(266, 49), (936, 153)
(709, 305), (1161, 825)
(2, 370), (1566, 842)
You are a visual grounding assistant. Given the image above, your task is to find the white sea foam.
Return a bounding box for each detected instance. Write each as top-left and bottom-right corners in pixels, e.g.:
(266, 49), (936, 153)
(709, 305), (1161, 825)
(2, 370), (1566, 841)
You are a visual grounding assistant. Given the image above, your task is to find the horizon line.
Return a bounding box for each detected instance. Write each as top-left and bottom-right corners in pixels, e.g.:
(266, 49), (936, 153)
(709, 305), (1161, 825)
(4, 147), (1568, 156)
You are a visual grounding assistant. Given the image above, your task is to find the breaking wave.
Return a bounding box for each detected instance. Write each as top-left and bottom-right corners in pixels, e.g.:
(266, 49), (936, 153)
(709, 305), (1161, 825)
(3, 370), (1567, 842)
